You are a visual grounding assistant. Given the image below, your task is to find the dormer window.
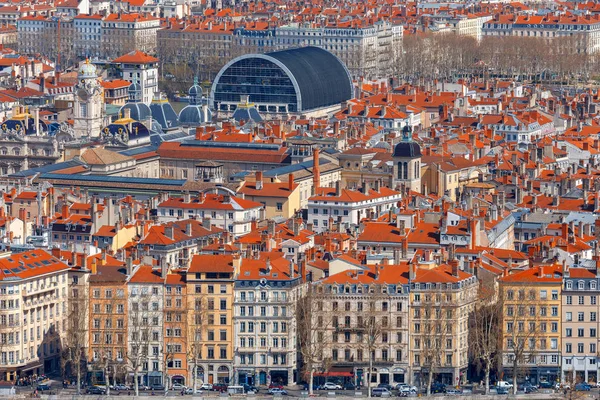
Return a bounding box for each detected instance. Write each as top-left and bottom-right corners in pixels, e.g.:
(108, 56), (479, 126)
(592, 281), (597, 290)
(566, 281), (572, 290)
(578, 281), (585, 290)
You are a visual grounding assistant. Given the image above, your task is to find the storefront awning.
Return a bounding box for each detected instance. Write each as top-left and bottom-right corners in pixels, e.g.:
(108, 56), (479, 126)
(314, 366), (354, 377)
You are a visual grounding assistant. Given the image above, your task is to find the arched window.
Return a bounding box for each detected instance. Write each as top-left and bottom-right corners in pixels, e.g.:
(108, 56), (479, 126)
(403, 162), (408, 180)
(397, 162), (402, 179)
(12, 148), (20, 156)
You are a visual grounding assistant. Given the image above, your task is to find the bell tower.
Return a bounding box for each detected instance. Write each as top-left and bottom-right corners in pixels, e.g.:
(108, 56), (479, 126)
(73, 59), (104, 138)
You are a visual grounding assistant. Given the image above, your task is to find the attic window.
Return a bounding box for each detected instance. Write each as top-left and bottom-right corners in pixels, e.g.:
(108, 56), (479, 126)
(357, 271), (364, 275)
(244, 271), (250, 276)
(272, 273), (278, 278)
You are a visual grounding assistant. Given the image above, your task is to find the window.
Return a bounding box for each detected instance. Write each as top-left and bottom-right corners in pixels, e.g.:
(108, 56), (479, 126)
(566, 328), (572, 337)
(552, 290), (558, 300)
(566, 312), (572, 321)
(579, 296), (585, 305)
(566, 295), (572, 305)
(578, 312), (585, 322)
(578, 343), (585, 353)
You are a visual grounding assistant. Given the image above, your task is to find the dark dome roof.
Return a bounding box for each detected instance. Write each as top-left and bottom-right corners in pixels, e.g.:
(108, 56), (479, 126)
(120, 102), (151, 121)
(266, 47), (352, 111)
(150, 99), (180, 130)
(232, 105), (262, 124)
(393, 141), (421, 158)
(179, 105), (212, 126)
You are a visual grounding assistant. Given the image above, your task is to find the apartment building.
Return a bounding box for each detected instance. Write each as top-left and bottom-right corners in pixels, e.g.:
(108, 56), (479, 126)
(164, 271), (188, 387)
(308, 183), (402, 233)
(127, 264), (165, 387)
(499, 264), (563, 385)
(562, 267), (600, 384)
(88, 258), (128, 384)
(313, 263), (411, 387)
(113, 49), (159, 105)
(102, 14), (160, 60)
(186, 254), (235, 385)
(137, 218), (223, 269)
(0, 250), (70, 381)
(409, 261), (478, 386)
(156, 193), (263, 238)
(234, 255), (303, 386)
(482, 13), (600, 54)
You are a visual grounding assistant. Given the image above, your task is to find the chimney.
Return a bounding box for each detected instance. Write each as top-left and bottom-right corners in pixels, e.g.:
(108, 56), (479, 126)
(186, 222), (193, 236)
(255, 171), (263, 190)
(451, 259), (459, 278)
(90, 257), (97, 275)
(266, 257), (272, 274)
(289, 259), (295, 279)
(312, 148), (321, 192)
(409, 263), (416, 281)
(62, 204), (69, 219)
(126, 257), (133, 276)
(288, 173), (294, 191)
(470, 219), (478, 249)
(202, 217), (211, 230)
(161, 257), (168, 278)
(165, 226), (174, 240)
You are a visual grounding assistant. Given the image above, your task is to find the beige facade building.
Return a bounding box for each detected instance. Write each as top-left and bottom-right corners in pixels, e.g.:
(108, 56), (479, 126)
(409, 261), (478, 386)
(0, 250), (71, 381)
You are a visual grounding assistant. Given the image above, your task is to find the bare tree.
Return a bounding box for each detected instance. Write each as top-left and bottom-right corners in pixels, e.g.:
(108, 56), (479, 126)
(127, 291), (158, 396)
(469, 291), (502, 395)
(297, 284), (332, 395)
(501, 289), (542, 395)
(359, 303), (383, 398)
(188, 293), (208, 393)
(413, 290), (453, 397)
(61, 285), (89, 395)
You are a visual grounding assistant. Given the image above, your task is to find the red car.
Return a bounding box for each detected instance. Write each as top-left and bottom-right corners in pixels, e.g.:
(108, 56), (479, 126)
(269, 383), (284, 390)
(213, 383), (228, 392)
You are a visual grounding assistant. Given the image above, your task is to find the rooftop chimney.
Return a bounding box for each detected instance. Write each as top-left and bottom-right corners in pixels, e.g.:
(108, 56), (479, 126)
(255, 171), (263, 190)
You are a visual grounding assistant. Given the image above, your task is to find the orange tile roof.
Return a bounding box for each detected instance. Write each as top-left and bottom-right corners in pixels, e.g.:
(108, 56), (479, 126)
(0, 249), (70, 281)
(113, 50), (159, 64)
(189, 254), (234, 273)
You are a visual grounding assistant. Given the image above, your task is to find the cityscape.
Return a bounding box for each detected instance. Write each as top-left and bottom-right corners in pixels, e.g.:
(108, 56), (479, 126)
(0, 0), (599, 397)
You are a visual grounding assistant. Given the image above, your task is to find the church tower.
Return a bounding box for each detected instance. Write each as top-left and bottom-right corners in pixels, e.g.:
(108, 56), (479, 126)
(392, 126), (422, 193)
(73, 59), (104, 138)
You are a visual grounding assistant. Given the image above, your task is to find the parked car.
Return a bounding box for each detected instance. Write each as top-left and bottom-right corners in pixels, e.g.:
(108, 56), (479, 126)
(151, 384), (166, 391)
(371, 388), (391, 397)
(396, 383), (417, 394)
(496, 386), (509, 395)
(520, 383), (538, 393)
(431, 382), (446, 393)
(268, 388), (288, 395)
(86, 386), (106, 395)
(213, 383), (229, 392)
(199, 383), (213, 391)
(538, 381), (553, 389)
(269, 383), (284, 390)
(321, 382), (342, 390)
(36, 384), (51, 391)
(575, 383), (592, 391)
(446, 388), (463, 395)
(376, 383), (393, 391)
(171, 383), (186, 390)
(242, 383), (259, 393)
(112, 384), (129, 391)
(496, 381), (514, 389)
(185, 388), (200, 395)
(343, 382), (356, 391)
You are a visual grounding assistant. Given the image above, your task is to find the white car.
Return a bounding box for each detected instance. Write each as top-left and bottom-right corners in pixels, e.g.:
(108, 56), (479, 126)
(396, 383), (417, 393)
(172, 383), (186, 390)
(200, 383), (213, 391)
(496, 381), (514, 389)
(321, 382), (342, 390)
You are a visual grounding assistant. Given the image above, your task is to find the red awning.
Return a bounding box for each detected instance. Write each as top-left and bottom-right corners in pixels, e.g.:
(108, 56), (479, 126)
(314, 372), (353, 377)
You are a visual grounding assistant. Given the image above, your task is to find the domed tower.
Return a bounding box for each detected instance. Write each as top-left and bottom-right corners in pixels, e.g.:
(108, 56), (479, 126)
(120, 80), (151, 122)
(179, 77), (212, 127)
(73, 59), (104, 138)
(392, 126), (422, 193)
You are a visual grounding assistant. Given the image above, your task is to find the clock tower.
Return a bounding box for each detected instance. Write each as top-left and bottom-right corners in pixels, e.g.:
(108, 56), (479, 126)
(73, 59), (103, 138)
